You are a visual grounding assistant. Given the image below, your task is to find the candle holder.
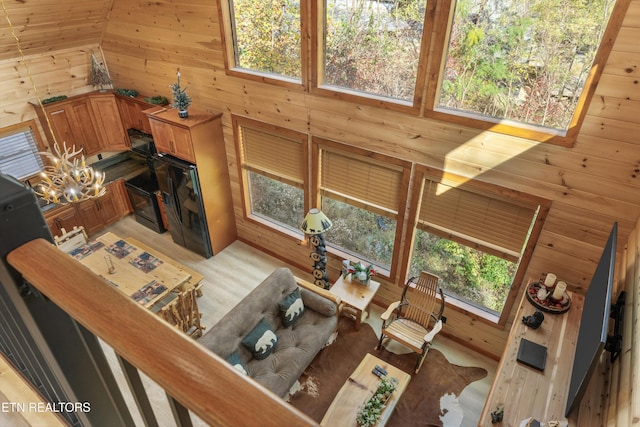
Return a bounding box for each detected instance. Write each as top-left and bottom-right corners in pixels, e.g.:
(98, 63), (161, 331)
(526, 280), (571, 314)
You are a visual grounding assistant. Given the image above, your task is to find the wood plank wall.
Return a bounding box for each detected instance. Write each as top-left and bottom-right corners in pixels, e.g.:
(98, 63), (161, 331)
(1, 0), (640, 363)
(98, 0), (640, 360)
(0, 45), (108, 132)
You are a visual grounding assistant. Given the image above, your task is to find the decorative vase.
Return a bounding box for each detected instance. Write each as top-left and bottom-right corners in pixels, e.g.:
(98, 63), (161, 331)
(178, 109), (188, 119)
(353, 272), (370, 285)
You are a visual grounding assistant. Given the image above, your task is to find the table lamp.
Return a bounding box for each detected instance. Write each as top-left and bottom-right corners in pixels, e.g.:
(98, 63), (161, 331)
(300, 208), (333, 289)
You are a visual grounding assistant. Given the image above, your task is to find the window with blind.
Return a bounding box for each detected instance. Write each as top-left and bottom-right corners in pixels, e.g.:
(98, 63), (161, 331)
(0, 122), (44, 181)
(409, 170), (541, 316)
(236, 118), (307, 232)
(316, 139), (410, 274)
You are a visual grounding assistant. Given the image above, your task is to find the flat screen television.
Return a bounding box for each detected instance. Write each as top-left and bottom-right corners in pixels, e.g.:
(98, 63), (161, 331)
(565, 221), (617, 417)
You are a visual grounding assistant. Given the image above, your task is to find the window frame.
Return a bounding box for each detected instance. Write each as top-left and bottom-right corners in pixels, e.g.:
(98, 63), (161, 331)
(233, 115), (310, 239)
(312, 136), (412, 279)
(218, 0), (630, 146)
(423, 0), (631, 147)
(308, 0), (437, 115)
(217, 0), (309, 90)
(401, 165), (550, 325)
(0, 120), (47, 182)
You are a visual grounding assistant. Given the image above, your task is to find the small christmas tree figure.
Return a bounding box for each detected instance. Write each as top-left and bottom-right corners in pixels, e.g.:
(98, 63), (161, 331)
(88, 52), (112, 90)
(170, 69), (192, 118)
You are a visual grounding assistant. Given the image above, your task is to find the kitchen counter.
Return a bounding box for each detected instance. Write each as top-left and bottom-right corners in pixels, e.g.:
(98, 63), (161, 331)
(92, 152), (149, 183)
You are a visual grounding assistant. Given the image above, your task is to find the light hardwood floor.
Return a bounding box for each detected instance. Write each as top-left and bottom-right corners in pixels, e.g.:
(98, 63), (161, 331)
(1, 215), (496, 426)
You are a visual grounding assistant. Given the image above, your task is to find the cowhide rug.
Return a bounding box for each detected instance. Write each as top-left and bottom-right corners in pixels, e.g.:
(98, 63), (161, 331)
(289, 318), (487, 426)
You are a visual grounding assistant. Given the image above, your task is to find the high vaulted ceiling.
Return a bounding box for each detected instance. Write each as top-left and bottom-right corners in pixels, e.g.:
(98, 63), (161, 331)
(0, 0), (112, 61)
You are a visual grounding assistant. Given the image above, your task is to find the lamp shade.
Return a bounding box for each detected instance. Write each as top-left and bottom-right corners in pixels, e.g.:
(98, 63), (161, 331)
(300, 208), (332, 234)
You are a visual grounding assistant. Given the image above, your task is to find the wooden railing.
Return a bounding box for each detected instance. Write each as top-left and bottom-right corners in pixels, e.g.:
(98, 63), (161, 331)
(7, 238), (317, 427)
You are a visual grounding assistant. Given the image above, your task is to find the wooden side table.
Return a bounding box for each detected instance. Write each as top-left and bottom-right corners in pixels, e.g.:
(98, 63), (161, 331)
(330, 274), (380, 330)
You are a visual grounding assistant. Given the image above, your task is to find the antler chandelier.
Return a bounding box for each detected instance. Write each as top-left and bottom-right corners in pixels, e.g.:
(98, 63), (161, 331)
(35, 143), (105, 204)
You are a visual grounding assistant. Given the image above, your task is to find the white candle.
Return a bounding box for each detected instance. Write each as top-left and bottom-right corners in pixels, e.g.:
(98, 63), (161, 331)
(544, 273), (557, 287)
(552, 281), (567, 300)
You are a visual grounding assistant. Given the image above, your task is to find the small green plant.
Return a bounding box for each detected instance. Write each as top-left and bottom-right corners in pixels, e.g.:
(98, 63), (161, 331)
(42, 95), (68, 104)
(114, 88), (139, 98)
(170, 69), (191, 112)
(355, 376), (398, 426)
(144, 96), (169, 105)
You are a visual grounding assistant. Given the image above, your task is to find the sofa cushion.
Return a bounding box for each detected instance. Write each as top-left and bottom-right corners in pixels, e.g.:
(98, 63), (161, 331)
(226, 351), (248, 376)
(242, 318), (278, 360)
(278, 288), (305, 327)
(247, 308), (337, 397)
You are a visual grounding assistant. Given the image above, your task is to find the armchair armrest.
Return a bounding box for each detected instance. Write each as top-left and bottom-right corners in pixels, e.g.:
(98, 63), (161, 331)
(423, 319), (443, 343)
(380, 301), (401, 322)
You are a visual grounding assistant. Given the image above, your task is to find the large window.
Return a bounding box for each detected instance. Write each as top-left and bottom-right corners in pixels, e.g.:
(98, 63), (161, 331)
(322, 0), (429, 103)
(407, 168), (545, 317)
(437, 0), (617, 132)
(220, 0), (625, 142)
(0, 121), (45, 180)
(226, 0), (302, 80)
(236, 117), (307, 232)
(316, 139), (410, 274)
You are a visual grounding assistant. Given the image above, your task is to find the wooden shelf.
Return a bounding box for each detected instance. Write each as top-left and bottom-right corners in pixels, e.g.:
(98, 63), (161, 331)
(479, 281), (584, 424)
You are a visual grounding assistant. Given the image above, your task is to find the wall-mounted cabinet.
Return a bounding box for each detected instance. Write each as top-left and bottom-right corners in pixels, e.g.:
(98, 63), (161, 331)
(87, 93), (130, 151)
(146, 110), (196, 163)
(114, 94), (157, 134)
(40, 98), (101, 156)
(32, 91), (129, 156)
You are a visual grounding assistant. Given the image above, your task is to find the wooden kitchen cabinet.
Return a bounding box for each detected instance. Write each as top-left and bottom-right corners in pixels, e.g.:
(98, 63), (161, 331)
(88, 94), (130, 152)
(147, 115), (196, 163)
(115, 94), (156, 134)
(32, 91), (129, 156)
(44, 179), (132, 237)
(35, 97), (102, 156)
(45, 204), (83, 237)
(77, 180), (127, 234)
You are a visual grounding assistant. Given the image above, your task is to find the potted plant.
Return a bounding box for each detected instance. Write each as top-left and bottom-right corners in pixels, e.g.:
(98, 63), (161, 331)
(342, 260), (376, 285)
(355, 376), (398, 426)
(170, 69), (192, 118)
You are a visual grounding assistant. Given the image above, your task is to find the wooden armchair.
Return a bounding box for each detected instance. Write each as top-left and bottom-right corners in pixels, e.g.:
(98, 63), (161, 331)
(376, 271), (445, 373)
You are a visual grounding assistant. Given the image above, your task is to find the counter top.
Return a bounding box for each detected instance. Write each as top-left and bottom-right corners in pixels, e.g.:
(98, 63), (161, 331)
(92, 152), (149, 183)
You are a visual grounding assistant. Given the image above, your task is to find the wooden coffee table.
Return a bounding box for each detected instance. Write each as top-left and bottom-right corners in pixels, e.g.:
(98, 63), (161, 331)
(321, 353), (411, 427)
(330, 274), (380, 330)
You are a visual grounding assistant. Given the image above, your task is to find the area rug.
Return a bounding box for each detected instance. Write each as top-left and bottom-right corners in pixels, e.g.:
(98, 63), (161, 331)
(289, 318), (487, 426)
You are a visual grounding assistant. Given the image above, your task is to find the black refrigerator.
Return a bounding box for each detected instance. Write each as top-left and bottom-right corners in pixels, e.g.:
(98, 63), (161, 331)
(154, 154), (213, 258)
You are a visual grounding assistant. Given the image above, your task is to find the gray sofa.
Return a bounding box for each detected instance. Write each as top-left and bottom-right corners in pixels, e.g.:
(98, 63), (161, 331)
(199, 267), (340, 397)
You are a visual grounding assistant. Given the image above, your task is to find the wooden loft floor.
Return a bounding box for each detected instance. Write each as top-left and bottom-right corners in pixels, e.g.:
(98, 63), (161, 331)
(0, 215), (496, 427)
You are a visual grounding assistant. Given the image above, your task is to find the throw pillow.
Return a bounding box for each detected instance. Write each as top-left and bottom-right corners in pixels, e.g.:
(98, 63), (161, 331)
(241, 318), (278, 360)
(225, 351), (248, 376)
(278, 288), (305, 327)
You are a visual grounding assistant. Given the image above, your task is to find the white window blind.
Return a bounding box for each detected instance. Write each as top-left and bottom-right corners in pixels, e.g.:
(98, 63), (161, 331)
(0, 127), (44, 180)
(418, 178), (538, 260)
(240, 125), (305, 187)
(320, 148), (404, 217)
